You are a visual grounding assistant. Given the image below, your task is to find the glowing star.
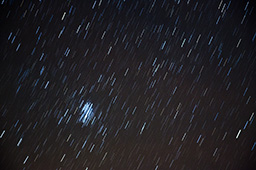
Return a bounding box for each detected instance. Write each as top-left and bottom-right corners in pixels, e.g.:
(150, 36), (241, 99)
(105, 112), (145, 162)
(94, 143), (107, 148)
(79, 102), (94, 126)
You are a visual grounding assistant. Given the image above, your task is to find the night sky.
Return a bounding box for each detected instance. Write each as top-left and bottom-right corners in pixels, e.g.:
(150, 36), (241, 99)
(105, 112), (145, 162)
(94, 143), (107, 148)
(0, 0), (256, 169)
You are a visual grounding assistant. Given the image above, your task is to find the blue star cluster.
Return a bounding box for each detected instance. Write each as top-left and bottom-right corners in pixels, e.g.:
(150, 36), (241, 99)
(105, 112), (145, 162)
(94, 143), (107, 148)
(79, 102), (95, 126)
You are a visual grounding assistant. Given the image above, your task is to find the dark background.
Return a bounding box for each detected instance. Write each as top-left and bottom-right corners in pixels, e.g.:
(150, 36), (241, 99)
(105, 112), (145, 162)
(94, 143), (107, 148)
(0, 0), (256, 169)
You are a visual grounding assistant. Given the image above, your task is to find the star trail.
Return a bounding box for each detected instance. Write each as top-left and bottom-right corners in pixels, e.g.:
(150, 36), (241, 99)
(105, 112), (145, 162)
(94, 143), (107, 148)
(0, 0), (256, 169)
